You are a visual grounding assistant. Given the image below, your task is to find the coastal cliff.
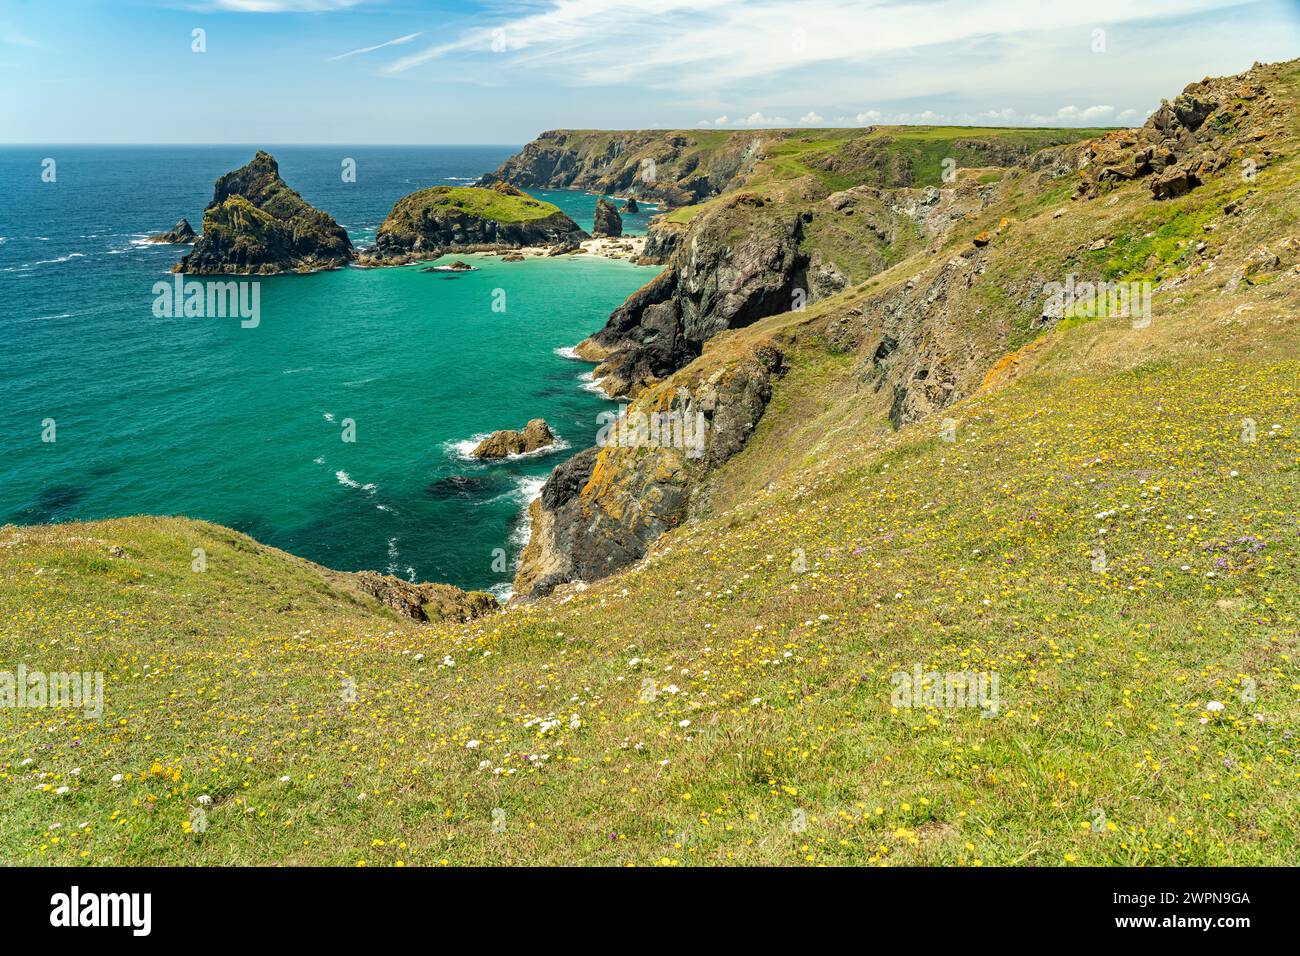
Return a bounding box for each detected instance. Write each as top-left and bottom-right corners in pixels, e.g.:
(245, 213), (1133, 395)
(9, 59), (1300, 866)
(509, 61), (1294, 598)
(479, 128), (770, 207)
(177, 151), (353, 275)
(514, 344), (784, 598)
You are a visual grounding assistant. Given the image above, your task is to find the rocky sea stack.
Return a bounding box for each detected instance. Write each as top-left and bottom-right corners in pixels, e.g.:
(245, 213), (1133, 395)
(177, 151), (353, 275)
(147, 218), (196, 244)
(471, 419), (556, 459)
(361, 183), (587, 266)
(592, 197), (623, 237)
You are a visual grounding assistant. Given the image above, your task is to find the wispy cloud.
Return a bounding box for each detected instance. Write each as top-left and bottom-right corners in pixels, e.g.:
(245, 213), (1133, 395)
(331, 32), (422, 60)
(382, 0), (1245, 90)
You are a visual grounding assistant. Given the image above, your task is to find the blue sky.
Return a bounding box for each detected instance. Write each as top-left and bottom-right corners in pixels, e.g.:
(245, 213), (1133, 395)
(1, 0), (1297, 143)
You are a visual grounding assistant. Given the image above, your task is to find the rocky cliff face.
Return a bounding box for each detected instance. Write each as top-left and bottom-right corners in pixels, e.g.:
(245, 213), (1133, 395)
(177, 151), (353, 275)
(577, 192), (810, 398)
(361, 185), (587, 265)
(514, 344), (784, 598)
(480, 129), (768, 207)
(499, 119), (1167, 598)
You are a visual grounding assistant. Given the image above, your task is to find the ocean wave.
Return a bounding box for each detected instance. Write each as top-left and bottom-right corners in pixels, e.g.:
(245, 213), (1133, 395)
(323, 412), (336, 423)
(579, 371), (610, 396)
(553, 345), (586, 360)
(335, 470), (377, 495)
(1, 251), (87, 273)
(504, 475), (548, 557)
(445, 433), (491, 461)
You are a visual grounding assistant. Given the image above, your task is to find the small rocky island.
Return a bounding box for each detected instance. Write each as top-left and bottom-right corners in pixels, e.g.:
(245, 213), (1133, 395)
(471, 419), (556, 459)
(359, 182), (587, 266)
(176, 150), (354, 275)
(592, 197), (623, 237)
(146, 218), (197, 244)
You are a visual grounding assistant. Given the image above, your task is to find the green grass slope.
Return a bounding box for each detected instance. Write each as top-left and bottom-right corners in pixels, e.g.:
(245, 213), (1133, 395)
(2, 307), (1296, 865)
(2, 64), (1297, 867)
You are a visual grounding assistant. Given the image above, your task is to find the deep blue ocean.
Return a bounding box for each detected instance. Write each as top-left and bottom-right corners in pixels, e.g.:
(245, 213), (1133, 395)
(0, 146), (660, 595)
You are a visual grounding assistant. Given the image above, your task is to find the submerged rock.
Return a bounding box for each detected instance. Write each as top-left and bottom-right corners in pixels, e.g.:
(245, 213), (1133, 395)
(471, 419), (556, 459)
(425, 475), (488, 499)
(177, 151), (353, 275)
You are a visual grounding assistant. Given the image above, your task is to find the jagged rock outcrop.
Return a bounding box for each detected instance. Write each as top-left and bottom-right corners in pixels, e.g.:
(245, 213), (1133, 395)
(513, 346), (783, 598)
(577, 193), (808, 398)
(1078, 64), (1279, 201)
(639, 218), (686, 263)
(471, 419), (556, 459)
(360, 185), (586, 266)
(622, 197), (639, 213)
(177, 151), (353, 275)
(352, 571), (497, 623)
(147, 218), (196, 244)
(592, 197), (623, 237)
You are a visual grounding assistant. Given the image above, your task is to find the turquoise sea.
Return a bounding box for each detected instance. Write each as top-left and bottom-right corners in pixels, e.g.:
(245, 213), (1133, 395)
(0, 146), (660, 595)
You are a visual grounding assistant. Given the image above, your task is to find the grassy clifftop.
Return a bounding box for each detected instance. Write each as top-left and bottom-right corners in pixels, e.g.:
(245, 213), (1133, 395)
(386, 185), (566, 226)
(485, 125), (1109, 212)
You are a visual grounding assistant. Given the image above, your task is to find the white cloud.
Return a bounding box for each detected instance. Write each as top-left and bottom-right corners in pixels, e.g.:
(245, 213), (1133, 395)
(382, 0), (1244, 93)
(742, 111), (790, 126)
(331, 33), (422, 60)
(798, 111), (824, 125)
(1056, 104), (1116, 121)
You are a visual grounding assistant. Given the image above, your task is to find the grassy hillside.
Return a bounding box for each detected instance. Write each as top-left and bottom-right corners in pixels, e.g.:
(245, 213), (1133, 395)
(2, 316), (1295, 864)
(3, 62), (1298, 867)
